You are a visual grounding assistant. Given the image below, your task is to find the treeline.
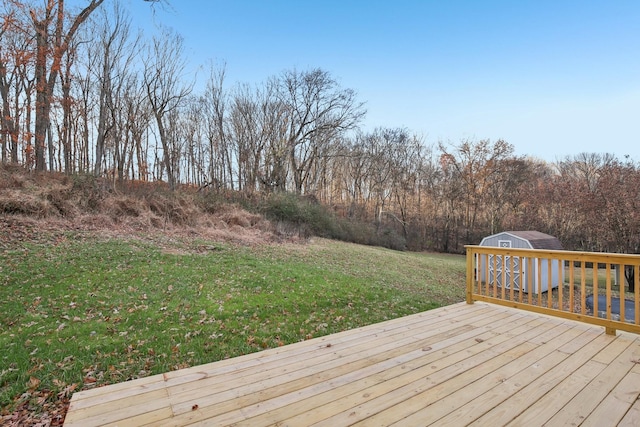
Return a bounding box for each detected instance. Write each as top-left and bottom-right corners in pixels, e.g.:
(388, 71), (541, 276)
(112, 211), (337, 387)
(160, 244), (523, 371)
(1, 1), (638, 254)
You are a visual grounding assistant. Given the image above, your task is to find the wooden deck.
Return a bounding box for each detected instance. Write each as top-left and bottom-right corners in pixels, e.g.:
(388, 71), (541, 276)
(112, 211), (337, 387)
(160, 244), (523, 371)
(64, 302), (640, 426)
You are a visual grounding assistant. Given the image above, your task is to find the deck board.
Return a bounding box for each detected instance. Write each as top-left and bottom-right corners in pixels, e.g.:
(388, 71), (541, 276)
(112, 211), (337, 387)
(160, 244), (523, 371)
(64, 302), (640, 426)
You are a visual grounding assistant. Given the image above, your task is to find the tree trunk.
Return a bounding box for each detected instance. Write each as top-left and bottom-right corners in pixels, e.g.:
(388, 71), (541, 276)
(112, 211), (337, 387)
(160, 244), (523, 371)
(625, 265), (635, 293)
(31, 0), (106, 172)
(154, 113), (175, 190)
(33, 18), (48, 171)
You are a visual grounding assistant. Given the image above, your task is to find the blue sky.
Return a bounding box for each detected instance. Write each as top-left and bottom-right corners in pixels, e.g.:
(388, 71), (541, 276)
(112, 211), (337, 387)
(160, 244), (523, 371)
(124, 0), (640, 161)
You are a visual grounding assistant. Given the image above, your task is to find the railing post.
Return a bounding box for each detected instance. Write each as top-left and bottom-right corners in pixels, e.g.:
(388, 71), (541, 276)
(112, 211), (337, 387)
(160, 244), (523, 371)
(466, 246), (474, 304)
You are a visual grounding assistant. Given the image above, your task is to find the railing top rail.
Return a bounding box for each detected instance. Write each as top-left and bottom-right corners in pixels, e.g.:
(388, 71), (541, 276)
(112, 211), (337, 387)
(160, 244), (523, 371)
(465, 245), (640, 263)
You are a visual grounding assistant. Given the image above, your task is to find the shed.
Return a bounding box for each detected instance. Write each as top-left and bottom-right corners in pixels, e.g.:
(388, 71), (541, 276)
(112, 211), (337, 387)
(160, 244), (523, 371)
(477, 231), (564, 294)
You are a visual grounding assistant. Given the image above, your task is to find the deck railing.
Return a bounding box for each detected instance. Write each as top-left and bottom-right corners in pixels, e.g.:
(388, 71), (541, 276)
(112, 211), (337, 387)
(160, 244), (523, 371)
(465, 245), (640, 335)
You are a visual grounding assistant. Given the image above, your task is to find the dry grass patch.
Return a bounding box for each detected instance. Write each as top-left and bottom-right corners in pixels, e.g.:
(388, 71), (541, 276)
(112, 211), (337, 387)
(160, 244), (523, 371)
(0, 166), (281, 247)
(0, 190), (50, 216)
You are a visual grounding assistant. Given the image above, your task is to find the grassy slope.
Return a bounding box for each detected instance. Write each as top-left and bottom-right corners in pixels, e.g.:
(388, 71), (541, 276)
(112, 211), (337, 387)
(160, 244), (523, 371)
(0, 234), (465, 415)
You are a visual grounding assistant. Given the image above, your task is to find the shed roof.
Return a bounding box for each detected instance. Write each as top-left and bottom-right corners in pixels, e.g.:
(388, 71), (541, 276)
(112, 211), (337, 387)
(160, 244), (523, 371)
(504, 231), (564, 250)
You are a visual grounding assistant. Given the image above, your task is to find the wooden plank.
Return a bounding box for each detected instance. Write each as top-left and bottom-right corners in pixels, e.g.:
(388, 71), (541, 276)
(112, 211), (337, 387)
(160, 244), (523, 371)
(231, 310), (544, 427)
(338, 341), (539, 427)
(581, 370), (640, 426)
(422, 350), (570, 427)
(507, 334), (636, 426)
(165, 309), (495, 404)
(591, 333), (637, 365)
(67, 374), (164, 403)
(505, 360), (605, 427)
(468, 330), (612, 426)
(618, 395), (640, 426)
(213, 341), (538, 427)
(310, 317), (560, 427)
(65, 376), (167, 412)
(155, 307), (534, 426)
(545, 337), (640, 426)
(398, 326), (600, 426)
(63, 389), (170, 427)
(360, 321), (586, 426)
(169, 324), (475, 415)
(103, 407), (174, 427)
(163, 302), (491, 393)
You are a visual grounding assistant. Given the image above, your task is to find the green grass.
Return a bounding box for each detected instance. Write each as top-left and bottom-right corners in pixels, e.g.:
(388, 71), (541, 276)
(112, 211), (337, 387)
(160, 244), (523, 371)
(565, 266), (633, 296)
(0, 236), (465, 412)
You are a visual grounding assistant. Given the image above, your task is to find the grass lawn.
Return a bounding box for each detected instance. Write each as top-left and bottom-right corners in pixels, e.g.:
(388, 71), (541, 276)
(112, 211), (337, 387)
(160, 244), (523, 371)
(0, 235), (466, 415)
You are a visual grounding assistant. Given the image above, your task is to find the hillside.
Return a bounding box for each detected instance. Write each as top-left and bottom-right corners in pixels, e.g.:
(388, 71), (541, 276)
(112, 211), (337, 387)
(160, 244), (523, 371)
(0, 165), (281, 249)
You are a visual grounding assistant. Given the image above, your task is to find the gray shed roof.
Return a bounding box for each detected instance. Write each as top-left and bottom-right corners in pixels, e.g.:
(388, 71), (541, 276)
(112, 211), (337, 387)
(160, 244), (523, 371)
(505, 231), (564, 250)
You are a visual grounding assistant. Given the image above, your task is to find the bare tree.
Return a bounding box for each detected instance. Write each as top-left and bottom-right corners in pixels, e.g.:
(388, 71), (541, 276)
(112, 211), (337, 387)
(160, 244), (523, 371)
(362, 128), (404, 228)
(121, 75), (151, 181)
(143, 27), (192, 189)
(0, 4), (26, 164)
(557, 152), (616, 192)
(90, 2), (140, 179)
(57, 33), (79, 173)
(227, 79), (288, 194)
(389, 131), (424, 239)
(342, 136), (371, 216)
(413, 145), (442, 250)
(595, 158), (640, 255)
(28, 0), (105, 171)
(202, 64), (232, 190)
(277, 68), (365, 194)
(483, 157), (532, 234)
(438, 139), (515, 245)
(178, 95), (206, 185)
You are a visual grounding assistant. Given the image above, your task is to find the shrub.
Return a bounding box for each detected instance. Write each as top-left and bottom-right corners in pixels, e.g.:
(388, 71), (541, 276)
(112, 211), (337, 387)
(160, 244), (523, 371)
(259, 192), (406, 249)
(146, 191), (198, 226)
(71, 174), (103, 211)
(196, 192), (227, 214)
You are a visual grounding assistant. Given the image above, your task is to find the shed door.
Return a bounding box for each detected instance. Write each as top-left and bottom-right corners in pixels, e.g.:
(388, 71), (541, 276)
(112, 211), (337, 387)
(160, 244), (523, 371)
(488, 241), (521, 290)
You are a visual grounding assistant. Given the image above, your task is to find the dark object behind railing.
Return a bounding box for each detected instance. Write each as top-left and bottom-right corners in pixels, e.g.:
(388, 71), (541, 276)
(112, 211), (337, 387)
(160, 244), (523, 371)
(626, 265), (636, 293)
(586, 294), (636, 323)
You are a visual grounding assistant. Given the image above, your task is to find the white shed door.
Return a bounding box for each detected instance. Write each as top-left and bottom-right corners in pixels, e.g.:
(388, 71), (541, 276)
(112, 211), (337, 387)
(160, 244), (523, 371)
(488, 240), (521, 290)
